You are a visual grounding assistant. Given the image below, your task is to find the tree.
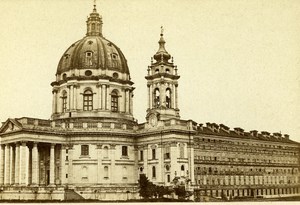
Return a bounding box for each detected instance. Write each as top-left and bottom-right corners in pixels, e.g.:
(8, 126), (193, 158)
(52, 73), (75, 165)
(138, 174), (153, 199)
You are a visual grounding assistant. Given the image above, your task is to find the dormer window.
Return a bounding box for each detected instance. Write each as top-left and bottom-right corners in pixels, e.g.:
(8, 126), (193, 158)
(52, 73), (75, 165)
(112, 53), (118, 60)
(85, 52), (93, 66)
(64, 54), (70, 60)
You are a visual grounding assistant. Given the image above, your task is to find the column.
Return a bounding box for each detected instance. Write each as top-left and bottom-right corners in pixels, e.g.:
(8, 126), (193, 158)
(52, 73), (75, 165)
(20, 142), (28, 185)
(130, 91), (133, 114)
(149, 84), (153, 109)
(70, 85), (74, 110)
(125, 89), (129, 113)
(102, 84), (106, 110)
(106, 85), (111, 110)
(171, 84), (176, 109)
(4, 144), (10, 185)
(49, 144), (55, 185)
(97, 84), (102, 110)
(0, 145), (4, 185)
(31, 142), (39, 185)
(160, 83), (165, 106)
(14, 143), (20, 185)
(73, 85), (77, 110)
(147, 85), (150, 109)
(52, 91), (57, 114)
(9, 145), (15, 184)
(175, 84), (178, 109)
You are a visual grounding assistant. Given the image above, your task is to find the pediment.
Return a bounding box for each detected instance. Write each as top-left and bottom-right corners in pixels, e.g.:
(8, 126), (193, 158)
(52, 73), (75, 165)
(0, 119), (22, 134)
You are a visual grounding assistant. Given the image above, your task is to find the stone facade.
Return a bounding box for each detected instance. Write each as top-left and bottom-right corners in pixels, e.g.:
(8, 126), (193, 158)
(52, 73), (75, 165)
(0, 3), (299, 201)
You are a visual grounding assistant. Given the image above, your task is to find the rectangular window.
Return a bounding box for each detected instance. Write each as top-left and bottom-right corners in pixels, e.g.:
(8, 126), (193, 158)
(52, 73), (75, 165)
(164, 146), (170, 159)
(66, 149), (68, 154)
(83, 95), (93, 111)
(167, 175), (170, 182)
(111, 96), (118, 112)
(140, 150), (144, 161)
(66, 156), (68, 161)
(62, 96), (67, 112)
(152, 149), (156, 159)
(66, 174), (68, 178)
(81, 145), (89, 156)
(122, 146), (128, 156)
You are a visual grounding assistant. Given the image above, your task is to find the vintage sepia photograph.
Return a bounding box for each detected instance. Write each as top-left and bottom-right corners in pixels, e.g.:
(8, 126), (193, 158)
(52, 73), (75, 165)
(0, 0), (299, 202)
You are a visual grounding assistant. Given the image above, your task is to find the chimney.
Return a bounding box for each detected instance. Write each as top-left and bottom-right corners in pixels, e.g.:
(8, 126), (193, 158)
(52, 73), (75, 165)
(198, 123), (204, 131)
(250, 130), (258, 137)
(219, 124), (230, 133)
(234, 127), (244, 135)
(261, 131), (270, 138)
(273, 132), (282, 139)
(284, 134), (289, 140)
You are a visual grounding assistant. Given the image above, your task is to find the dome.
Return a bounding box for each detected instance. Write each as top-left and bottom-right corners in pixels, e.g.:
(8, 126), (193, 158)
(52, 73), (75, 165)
(56, 4), (129, 76)
(56, 36), (130, 75)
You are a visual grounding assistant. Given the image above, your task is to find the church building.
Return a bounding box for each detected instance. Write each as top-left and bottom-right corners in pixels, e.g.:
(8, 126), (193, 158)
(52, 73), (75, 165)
(0, 3), (299, 201)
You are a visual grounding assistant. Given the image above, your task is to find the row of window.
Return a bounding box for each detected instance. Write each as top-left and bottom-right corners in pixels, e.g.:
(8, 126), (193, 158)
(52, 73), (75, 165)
(139, 146), (185, 161)
(196, 175), (299, 186)
(195, 155), (298, 165)
(78, 145), (187, 161)
(197, 137), (298, 152)
(80, 145), (128, 157)
(61, 89), (119, 112)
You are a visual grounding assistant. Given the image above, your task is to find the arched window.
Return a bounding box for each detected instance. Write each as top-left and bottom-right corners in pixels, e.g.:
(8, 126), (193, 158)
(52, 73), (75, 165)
(111, 90), (118, 112)
(181, 165), (185, 171)
(83, 90), (93, 111)
(152, 166), (156, 178)
(166, 88), (171, 108)
(62, 91), (67, 112)
(154, 88), (160, 108)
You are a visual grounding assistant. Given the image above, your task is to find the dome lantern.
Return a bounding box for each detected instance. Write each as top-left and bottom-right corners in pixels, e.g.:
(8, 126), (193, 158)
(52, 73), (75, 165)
(86, 1), (103, 36)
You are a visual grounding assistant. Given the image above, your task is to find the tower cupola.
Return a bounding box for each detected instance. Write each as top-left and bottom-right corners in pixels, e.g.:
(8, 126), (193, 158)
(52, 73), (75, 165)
(145, 27), (180, 122)
(153, 28), (171, 62)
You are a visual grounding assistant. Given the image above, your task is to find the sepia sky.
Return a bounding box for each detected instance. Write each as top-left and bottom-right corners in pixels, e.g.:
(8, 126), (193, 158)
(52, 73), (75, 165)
(0, 0), (299, 141)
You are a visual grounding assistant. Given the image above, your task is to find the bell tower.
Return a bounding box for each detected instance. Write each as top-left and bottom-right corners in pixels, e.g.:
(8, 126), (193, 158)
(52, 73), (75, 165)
(146, 27), (180, 122)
